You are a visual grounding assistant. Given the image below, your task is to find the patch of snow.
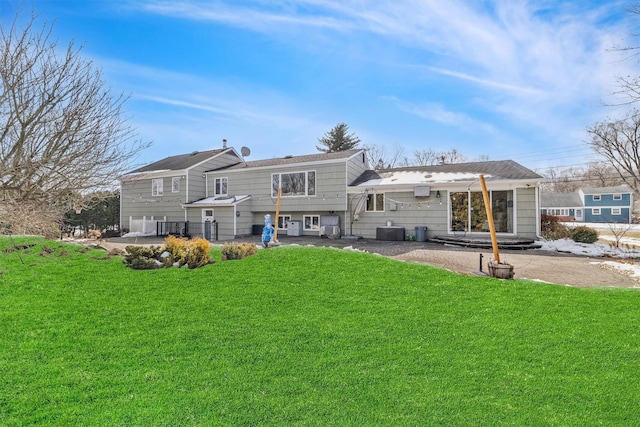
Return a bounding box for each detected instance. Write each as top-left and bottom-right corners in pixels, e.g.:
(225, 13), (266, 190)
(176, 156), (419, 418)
(536, 238), (640, 258)
(597, 261), (640, 286)
(539, 236), (640, 284)
(122, 231), (155, 238)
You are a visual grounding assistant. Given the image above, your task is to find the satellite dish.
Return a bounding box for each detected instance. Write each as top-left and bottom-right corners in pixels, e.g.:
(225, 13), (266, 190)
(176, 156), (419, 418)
(241, 146), (251, 157)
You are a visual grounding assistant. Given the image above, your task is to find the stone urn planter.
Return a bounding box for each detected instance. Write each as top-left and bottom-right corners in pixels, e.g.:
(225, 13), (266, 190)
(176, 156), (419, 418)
(488, 260), (514, 279)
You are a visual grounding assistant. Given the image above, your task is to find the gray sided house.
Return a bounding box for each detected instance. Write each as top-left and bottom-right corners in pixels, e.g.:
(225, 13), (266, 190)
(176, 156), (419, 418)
(347, 160), (542, 240)
(541, 185), (633, 224)
(119, 147), (244, 235)
(194, 150), (368, 240)
(120, 146), (542, 241)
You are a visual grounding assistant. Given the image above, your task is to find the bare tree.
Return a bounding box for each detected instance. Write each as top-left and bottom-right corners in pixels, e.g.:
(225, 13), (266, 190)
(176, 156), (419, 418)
(0, 12), (148, 237)
(610, 4), (640, 105)
(413, 148), (469, 165)
(540, 166), (585, 193)
(363, 143), (407, 169)
(587, 109), (640, 194)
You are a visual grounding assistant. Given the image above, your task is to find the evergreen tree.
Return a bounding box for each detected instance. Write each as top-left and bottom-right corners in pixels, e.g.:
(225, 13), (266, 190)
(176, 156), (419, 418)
(316, 123), (361, 153)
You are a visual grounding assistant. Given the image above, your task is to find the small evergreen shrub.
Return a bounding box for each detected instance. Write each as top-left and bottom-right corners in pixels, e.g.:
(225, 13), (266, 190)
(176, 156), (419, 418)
(570, 225), (598, 244)
(221, 242), (258, 261)
(540, 213), (571, 240)
(123, 245), (163, 270)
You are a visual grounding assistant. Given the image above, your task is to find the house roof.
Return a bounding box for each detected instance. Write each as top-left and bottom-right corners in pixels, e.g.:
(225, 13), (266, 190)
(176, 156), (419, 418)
(349, 160), (541, 187)
(126, 148), (235, 174)
(580, 185), (631, 194)
(218, 149), (363, 171)
(541, 192), (583, 208)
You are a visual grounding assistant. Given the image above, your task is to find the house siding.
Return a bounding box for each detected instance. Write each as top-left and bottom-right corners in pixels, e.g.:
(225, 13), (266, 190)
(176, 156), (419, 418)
(585, 207), (630, 223)
(120, 151), (242, 230)
(515, 187), (538, 238)
(206, 160), (351, 237)
(120, 176), (187, 227)
(584, 193), (631, 207)
(348, 190), (448, 240)
(346, 152), (369, 184)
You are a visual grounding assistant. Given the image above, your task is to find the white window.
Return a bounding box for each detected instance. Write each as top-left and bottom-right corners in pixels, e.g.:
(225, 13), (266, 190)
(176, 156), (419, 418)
(277, 215), (291, 230)
(152, 178), (163, 196)
(215, 177), (228, 196)
(303, 215), (320, 231)
(593, 195), (601, 201)
(592, 208), (601, 215)
(171, 177), (180, 193)
(612, 208), (621, 215)
(366, 192), (384, 212)
(613, 194), (622, 201)
(272, 171), (316, 197)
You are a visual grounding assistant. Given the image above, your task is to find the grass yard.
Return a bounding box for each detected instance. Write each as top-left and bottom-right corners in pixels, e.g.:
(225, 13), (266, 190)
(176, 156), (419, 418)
(1, 237), (639, 425)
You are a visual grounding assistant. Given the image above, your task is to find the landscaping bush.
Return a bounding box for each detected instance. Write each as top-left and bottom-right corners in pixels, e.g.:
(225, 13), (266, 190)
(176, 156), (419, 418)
(123, 245), (163, 270)
(221, 242), (258, 260)
(571, 225), (599, 244)
(540, 213), (571, 240)
(163, 235), (188, 267)
(123, 238), (213, 270)
(185, 237), (212, 269)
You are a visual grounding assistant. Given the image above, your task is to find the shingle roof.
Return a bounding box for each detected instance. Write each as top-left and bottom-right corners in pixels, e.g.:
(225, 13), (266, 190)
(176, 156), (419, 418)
(126, 148), (234, 174)
(350, 160), (541, 187)
(581, 185), (631, 194)
(540, 192), (583, 208)
(221, 149), (362, 171)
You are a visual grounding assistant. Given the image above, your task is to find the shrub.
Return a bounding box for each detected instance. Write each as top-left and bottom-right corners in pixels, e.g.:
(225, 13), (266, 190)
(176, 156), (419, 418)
(123, 240), (213, 270)
(185, 237), (213, 269)
(123, 245), (163, 270)
(570, 225), (598, 244)
(87, 229), (101, 239)
(163, 235), (188, 267)
(540, 213), (571, 240)
(221, 242), (258, 261)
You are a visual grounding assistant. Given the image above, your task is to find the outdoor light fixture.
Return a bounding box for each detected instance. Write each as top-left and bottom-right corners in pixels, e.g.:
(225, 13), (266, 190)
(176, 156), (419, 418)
(436, 190), (441, 198)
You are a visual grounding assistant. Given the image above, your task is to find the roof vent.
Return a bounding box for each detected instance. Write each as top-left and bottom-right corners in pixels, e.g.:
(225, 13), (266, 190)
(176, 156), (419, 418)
(191, 151), (199, 156)
(284, 155), (293, 159)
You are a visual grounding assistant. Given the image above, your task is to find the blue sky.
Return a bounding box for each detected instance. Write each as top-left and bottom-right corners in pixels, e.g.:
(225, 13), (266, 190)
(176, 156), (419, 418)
(1, 0), (635, 172)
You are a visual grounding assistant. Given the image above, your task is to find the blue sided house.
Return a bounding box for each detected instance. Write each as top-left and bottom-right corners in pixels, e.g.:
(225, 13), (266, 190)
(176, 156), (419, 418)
(541, 185), (634, 224)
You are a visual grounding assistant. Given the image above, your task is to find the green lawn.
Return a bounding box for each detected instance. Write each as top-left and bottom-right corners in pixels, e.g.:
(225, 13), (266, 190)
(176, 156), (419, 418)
(1, 237), (639, 426)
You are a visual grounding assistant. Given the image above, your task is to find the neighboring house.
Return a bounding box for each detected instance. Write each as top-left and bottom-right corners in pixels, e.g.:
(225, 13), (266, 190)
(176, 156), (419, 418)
(541, 185), (633, 224)
(120, 144), (543, 241)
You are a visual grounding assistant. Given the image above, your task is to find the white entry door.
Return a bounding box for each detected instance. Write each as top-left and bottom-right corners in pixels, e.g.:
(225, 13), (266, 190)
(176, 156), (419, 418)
(202, 209), (214, 237)
(575, 209), (583, 221)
